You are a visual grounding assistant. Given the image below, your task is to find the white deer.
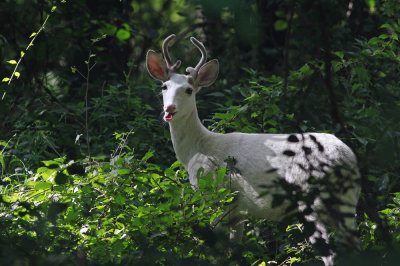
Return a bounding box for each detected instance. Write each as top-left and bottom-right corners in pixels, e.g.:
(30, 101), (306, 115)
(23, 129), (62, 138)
(146, 34), (360, 266)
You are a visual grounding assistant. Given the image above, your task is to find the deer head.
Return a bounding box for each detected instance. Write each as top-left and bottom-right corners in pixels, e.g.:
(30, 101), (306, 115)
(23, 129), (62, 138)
(146, 34), (219, 122)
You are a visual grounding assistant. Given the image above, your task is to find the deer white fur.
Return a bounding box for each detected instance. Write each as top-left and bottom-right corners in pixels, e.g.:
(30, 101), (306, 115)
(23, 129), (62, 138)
(146, 34), (360, 266)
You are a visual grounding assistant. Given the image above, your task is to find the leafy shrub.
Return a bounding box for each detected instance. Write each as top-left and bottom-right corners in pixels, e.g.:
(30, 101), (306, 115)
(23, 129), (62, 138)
(1, 140), (236, 264)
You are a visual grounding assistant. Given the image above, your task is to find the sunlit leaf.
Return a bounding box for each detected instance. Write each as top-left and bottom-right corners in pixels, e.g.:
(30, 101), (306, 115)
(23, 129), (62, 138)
(216, 166), (226, 184)
(42, 158), (64, 167)
(379, 34), (389, 39)
(117, 168), (130, 175)
(35, 182), (52, 190)
(333, 51), (344, 59)
(0, 154), (5, 170)
(367, 0), (376, 12)
(299, 64), (313, 76)
(274, 20), (287, 31)
(141, 150), (154, 161)
(116, 29), (130, 41)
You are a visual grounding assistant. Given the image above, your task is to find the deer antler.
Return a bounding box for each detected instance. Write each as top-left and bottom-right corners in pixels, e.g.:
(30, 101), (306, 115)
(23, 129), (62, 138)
(162, 34), (181, 72)
(186, 37), (207, 80)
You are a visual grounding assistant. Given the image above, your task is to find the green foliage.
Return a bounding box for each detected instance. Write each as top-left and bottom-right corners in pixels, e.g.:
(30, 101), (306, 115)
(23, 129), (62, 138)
(0, 147), (235, 264)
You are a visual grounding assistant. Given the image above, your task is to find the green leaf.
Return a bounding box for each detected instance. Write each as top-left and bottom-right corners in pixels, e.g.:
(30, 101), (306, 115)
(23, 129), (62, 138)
(141, 150), (154, 162)
(332, 60), (343, 72)
(368, 175), (377, 182)
(299, 64), (313, 76)
(0, 154), (5, 170)
(14, 72), (20, 78)
(333, 51), (344, 59)
(216, 166), (226, 184)
(114, 194), (126, 205)
(368, 37), (380, 45)
(274, 20), (288, 31)
(42, 158), (64, 167)
(29, 32), (37, 38)
(355, 67), (370, 83)
(170, 160), (181, 169)
(367, 0), (375, 11)
(65, 207), (78, 222)
(51, 6), (57, 12)
(100, 24), (117, 36)
(37, 167), (58, 181)
(7, 60), (17, 64)
(266, 119), (278, 126)
(190, 190), (202, 203)
(290, 257), (301, 263)
(210, 212), (219, 224)
(116, 29), (130, 41)
(214, 112), (234, 120)
(117, 168), (130, 175)
(2, 77), (10, 82)
(0, 140), (11, 148)
(35, 182), (52, 190)
(380, 208), (391, 215)
(379, 34), (389, 39)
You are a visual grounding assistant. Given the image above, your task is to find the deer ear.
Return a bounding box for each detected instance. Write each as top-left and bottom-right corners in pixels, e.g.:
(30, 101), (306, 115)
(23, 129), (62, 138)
(146, 50), (168, 82)
(197, 59), (219, 87)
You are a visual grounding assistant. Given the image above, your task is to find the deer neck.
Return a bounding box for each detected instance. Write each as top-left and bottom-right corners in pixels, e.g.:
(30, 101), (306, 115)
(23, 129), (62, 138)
(168, 105), (210, 167)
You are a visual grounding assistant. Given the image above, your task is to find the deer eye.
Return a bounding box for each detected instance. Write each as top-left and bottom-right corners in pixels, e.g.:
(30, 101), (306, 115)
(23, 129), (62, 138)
(185, 88), (193, 95)
(161, 85), (167, 90)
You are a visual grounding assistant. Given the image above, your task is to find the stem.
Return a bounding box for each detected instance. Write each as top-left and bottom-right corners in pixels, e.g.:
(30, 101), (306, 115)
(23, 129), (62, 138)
(85, 52), (94, 159)
(2, 12), (53, 100)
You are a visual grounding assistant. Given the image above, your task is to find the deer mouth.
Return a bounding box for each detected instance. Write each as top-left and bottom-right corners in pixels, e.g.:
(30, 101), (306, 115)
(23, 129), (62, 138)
(164, 112), (176, 121)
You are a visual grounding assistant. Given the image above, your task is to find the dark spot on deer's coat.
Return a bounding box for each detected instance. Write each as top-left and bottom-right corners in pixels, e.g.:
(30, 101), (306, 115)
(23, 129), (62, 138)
(288, 134), (299, 142)
(309, 134), (324, 152)
(283, 150), (296, 157)
(302, 146), (312, 155)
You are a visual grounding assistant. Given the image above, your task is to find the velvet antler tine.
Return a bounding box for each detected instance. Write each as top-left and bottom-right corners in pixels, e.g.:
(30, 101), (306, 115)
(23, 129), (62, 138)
(186, 37), (207, 79)
(162, 34), (175, 68)
(190, 37), (207, 71)
(162, 34), (181, 72)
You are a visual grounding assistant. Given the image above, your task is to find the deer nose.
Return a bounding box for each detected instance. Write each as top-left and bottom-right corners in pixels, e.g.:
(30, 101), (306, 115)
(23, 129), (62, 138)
(164, 104), (176, 113)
